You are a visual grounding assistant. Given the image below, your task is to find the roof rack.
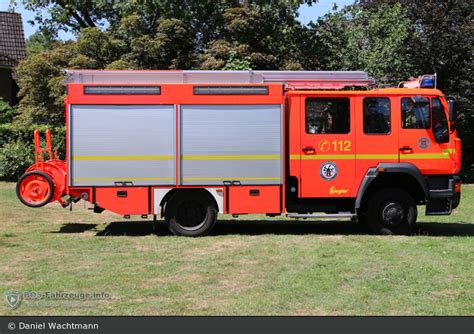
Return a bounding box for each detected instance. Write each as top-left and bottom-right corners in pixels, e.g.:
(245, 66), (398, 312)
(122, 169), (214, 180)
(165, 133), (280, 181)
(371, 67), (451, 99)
(65, 70), (375, 90)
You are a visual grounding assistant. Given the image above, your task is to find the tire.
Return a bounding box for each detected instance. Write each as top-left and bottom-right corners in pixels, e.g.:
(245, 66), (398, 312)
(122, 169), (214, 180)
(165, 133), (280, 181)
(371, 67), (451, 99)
(16, 171), (55, 208)
(366, 188), (417, 235)
(165, 191), (218, 237)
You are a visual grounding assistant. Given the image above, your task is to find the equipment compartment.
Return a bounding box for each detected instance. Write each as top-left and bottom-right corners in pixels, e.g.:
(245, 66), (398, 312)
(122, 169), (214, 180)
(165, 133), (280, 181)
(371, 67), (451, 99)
(69, 105), (175, 187)
(228, 185), (281, 214)
(95, 187), (149, 215)
(180, 104), (282, 186)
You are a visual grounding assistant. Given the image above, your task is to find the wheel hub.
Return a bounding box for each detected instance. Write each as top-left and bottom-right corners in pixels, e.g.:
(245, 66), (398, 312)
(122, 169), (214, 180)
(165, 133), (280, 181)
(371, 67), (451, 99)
(176, 200), (207, 231)
(20, 175), (51, 204)
(382, 202), (405, 226)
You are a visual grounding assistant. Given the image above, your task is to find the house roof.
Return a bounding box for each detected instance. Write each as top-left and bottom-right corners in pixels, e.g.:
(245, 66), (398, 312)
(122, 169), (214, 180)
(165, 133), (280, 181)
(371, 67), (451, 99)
(0, 11), (26, 67)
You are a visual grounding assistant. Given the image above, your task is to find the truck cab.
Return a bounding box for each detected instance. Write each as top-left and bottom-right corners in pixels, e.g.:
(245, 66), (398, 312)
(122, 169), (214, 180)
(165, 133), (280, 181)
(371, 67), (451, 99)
(287, 83), (461, 234)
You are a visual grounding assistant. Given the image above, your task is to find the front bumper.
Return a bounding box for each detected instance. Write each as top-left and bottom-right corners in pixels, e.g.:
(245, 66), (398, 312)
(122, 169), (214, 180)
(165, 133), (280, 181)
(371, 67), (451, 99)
(425, 175), (461, 215)
(452, 175), (461, 209)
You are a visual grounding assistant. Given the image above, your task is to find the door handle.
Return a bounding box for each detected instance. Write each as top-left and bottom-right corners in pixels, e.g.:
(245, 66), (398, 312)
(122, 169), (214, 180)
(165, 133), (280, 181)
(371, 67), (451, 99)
(302, 146), (316, 154)
(399, 146), (413, 153)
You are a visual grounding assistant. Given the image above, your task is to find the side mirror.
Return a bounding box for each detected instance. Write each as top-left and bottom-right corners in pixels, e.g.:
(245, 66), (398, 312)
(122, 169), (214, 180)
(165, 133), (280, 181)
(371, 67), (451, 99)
(447, 99), (457, 122)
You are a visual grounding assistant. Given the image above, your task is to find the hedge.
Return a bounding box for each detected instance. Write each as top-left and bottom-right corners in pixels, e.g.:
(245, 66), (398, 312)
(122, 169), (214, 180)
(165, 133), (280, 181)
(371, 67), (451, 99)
(0, 123), (65, 181)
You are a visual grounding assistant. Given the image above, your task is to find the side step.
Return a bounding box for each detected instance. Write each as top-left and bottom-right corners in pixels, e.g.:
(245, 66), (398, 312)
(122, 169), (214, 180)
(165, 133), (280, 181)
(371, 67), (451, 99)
(286, 212), (355, 219)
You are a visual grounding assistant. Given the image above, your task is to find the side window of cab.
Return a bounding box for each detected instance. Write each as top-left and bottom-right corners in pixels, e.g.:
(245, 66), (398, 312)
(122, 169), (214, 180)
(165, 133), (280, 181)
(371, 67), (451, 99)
(363, 97), (391, 134)
(305, 97), (350, 134)
(401, 96), (430, 129)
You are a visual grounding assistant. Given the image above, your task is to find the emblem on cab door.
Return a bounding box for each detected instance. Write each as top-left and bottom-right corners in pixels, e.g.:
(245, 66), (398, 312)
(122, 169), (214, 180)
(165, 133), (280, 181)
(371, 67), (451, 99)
(320, 162), (338, 181)
(418, 137), (430, 149)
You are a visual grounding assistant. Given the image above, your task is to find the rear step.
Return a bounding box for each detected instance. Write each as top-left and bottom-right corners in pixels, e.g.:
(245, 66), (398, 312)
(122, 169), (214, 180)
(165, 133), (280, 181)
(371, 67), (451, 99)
(286, 213), (355, 219)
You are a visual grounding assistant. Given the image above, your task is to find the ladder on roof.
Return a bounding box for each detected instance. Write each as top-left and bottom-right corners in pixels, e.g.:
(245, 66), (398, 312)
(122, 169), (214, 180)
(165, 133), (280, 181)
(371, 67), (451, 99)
(65, 70), (375, 90)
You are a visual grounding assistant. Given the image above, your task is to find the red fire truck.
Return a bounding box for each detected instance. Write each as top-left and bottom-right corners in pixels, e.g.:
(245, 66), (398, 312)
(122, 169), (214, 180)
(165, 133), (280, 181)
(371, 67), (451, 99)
(16, 70), (462, 236)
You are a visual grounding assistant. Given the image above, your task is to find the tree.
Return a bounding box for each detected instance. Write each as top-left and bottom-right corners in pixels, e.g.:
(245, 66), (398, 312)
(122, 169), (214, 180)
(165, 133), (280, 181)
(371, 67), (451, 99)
(18, 1), (316, 39)
(14, 41), (93, 126)
(0, 99), (17, 124)
(199, 3), (308, 69)
(19, 0), (117, 38)
(358, 0), (474, 177)
(304, 3), (416, 85)
(25, 32), (55, 56)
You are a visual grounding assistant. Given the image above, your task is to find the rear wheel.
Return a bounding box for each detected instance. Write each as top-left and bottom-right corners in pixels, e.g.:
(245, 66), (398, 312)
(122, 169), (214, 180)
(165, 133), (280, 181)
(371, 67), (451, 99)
(16, 171), (54, 207)
(165, 191), (217, 237)
(366, 188), (417, 235)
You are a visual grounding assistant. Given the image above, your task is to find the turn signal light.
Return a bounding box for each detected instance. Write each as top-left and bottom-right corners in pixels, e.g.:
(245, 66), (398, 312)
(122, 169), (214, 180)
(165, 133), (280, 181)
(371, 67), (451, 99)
(454, 182), (461, 193)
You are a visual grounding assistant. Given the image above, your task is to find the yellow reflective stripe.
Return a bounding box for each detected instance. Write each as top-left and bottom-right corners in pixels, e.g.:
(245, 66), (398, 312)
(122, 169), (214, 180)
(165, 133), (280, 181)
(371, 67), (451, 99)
(183, 177), (280, 181)
(75, 152), (453, 162)
(290, 153), (450, 160)
(73, 155), (173, 161)
(183, 155), (280, 160)
(357, 154), (398, 159)
(405, 153), (450, 159)
(74, 177), (174, 181)
(74, 155), (281, 161)
(442, 148), (456, 153)
(290, 154), (354, 160)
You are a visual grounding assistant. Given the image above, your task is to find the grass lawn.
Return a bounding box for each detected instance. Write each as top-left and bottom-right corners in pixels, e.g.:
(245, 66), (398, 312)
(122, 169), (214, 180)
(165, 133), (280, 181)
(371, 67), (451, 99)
(1, 182), (473, 315)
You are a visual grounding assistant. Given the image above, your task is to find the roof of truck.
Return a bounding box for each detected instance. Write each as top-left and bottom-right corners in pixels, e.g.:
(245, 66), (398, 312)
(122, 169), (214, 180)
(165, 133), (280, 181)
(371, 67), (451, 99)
(286, 88), (444, 96)
(65, 70), (444, 95)
(65, 69), (374, 89)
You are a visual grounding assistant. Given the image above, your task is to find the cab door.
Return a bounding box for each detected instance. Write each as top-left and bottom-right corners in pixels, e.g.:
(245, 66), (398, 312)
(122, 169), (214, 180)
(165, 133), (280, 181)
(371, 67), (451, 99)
(398, 96), (452, 174)
(299, 95), (356, 198)
(355, 96), (399, 192)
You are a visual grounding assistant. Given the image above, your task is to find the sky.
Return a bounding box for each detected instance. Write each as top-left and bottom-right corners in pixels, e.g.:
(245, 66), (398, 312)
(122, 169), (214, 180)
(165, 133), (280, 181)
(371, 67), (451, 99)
(0, 0), (355, 40)
(298, 0), (354, 25)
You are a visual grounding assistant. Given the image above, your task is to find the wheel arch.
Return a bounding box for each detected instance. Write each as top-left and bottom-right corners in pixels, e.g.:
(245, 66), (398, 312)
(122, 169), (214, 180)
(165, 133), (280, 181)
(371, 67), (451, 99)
(155, 188), (223, 216)
(356, 163), (428, 209)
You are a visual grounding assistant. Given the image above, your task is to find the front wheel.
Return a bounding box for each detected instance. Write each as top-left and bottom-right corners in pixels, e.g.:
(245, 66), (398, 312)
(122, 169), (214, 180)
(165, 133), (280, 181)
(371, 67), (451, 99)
(165, 191), (217, 237)
(366, 188), (417, 235)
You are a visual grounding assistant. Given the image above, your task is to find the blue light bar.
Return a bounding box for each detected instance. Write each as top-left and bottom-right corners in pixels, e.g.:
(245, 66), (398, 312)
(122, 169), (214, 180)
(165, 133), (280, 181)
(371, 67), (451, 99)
(420, 75), (436, 88)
